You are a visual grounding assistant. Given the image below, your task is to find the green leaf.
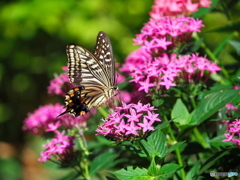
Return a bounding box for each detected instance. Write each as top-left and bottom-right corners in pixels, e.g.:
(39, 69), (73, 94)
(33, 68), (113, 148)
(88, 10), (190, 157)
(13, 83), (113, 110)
(140, 130), (166, 158)
(148, 158), (159, 176)
(189, 89), (240, 125)
(164, 141), (185, 157)
(158, 164), (182, 179)
(197, 150), (229, 176)
(89, 151), (119, 175)
(207, 20), (240, 33)
(208, 134), (233, 148)
(179, 38), (203, 55)
(154, 119), (172, 131)
(193, 0), (219, 18)
(112, 166), (149, 180)
(213, 35), (233, 57)
(229, 40), (240, 56)
(186, 162), (201, 180)
(171, 99), (190, 126)
(152, 99), (164, 107)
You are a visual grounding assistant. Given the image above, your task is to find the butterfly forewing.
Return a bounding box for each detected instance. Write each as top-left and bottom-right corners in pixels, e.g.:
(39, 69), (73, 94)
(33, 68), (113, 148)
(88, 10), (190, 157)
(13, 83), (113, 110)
(67, 45), (109, 87)
(93, 31), (115, 86)
(60, 31), (117, 117)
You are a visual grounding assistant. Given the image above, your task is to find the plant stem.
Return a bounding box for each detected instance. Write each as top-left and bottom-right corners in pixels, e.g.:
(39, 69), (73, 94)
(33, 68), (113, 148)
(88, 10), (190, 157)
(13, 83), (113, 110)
(78, 129), (90, 179)
(164, 116), (186, 180)
(193, 127), (208, 149)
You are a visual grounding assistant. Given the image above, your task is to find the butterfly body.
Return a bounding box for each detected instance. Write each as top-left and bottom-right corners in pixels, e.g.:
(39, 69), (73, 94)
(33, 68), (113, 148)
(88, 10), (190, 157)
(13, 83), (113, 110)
(60, 31), (117, 117)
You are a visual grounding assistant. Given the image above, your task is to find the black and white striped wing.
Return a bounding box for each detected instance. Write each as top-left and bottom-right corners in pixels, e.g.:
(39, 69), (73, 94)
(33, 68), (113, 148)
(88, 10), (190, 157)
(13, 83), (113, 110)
(61, 31), (117, 116)
(67, 44), (110, 88)
(93, 31), (115, 86)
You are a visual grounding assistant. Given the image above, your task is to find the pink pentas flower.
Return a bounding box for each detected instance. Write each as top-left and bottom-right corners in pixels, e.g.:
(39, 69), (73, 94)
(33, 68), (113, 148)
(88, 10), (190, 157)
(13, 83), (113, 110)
(47, 72), (74, 96)
(134, 16), (204, 54)
(96, 102), (161, 142)
(38, 131), (76, 164)
(222, 118), (240, 148)
(121, 48), (221, 94)
(120, 47), (151, 73)
(23, 103), (93, 135)
(138, 78), (155, 93)
(138, 117), (155, 133)
(150, 0), (211, 18)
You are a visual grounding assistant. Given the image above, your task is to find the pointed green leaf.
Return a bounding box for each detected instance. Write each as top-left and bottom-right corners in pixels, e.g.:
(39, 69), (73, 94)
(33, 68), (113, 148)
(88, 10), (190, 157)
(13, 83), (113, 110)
(197, 150), (229, 175)
(207, 20), (240, 33)
(112, 166), (149, 180)
(140, 130), (166, 158)
(229, 40), (240, 56)
(213, 35), (233, 57)
(189, 89), (240, 125)
(171, 99), (190, 126)
(154, 119), (172, 131)
(158, 164), (181, 179)
(164, 141), (185, 157)
(186, 162), (201, 180)
(89, 151), (119, 175)
(152, 99), (164, 107)
(193, 0), (219, 18)
(148, 158), (159, 176)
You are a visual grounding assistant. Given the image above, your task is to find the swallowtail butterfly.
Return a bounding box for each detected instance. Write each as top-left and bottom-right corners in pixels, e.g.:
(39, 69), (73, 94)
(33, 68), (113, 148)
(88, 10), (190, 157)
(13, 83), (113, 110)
(59, 31), (117, 117)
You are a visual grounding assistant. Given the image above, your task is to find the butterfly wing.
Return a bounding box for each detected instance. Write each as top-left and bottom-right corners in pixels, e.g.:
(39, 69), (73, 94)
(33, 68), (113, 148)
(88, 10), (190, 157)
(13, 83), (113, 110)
(67, 44), (110, 87)
(93, 31), (115, 87)
(61, 32), (116, 116)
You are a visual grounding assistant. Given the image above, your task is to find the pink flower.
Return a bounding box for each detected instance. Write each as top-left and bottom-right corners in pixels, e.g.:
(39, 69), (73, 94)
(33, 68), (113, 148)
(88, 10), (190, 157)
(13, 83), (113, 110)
(48, 72), (74, 96)
(96, 102), (161, 142)
(222, 118), (240, 148)
(138, 78), (155, 93)
(23, 104), (93, 135)
(121, 49), (221, 94)
(38, 131), (76, 164)
(150, 0), (211, 17)
(134, 16), (204, 53)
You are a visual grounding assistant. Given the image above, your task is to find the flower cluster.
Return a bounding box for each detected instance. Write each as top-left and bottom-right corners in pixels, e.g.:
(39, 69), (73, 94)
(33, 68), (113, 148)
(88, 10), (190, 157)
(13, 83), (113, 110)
(134, 16), (204, 54)
(120, 7), (221, 94)
(150, 0), (211, 18)
(47, 67), (74, 96)
(222, 118), (240, 148)
(23, 104), (93, 135)
(121, 49), (221, 93)
(38, 131), (76, 165)
(96, 102), (161, 142)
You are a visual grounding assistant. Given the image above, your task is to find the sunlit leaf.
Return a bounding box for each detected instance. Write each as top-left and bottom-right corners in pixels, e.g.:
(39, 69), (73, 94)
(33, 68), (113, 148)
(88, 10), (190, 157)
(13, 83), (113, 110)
(229, 40), (240, 56)
(207, 21), (240, 33)
(171, 99), (190, 126)
(112, 166), (148, 180)
(89, 151), (119, 175)
(140, 130), (166, 158)
(189, 89), (240, 125)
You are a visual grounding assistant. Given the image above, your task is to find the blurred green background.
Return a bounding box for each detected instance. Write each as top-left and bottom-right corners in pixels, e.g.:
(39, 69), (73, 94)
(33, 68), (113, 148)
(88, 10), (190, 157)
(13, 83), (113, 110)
(0, 0), (239, 179)
(0, 0), (152, 179)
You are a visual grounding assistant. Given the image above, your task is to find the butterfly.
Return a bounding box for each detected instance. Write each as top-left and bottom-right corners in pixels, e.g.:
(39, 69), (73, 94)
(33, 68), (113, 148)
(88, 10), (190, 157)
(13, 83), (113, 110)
(59, 31), (117, 117)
